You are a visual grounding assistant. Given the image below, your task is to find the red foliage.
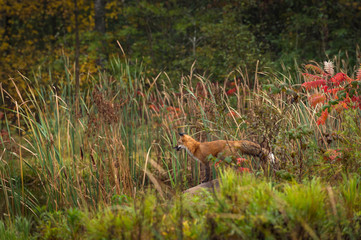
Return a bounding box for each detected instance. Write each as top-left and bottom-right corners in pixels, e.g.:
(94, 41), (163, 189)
(227, 111), (239, 118)
(327, 87), (344, 97)
(303, 63), (361, 125)
(351, 96), (360, 102)
(302, 73), (326, 82)
(0, 129), (9, 137)
(237, 167), (251, 173)
(334, 101), (349, 113)
(351, 96), (361, 110)
(301, 79), (327, 90)
(164, 106), (183, 123)
(137, 90), (145, 97)
(166, 106), (181, 113)
(149, 104), (159, 113)
(305, 64), (325, 75)
(226, 87), (237, 96)
(236, 157), (248, 165)
(317, 109), (329, 125)
(330, 73), (347, 86)
(309, 93), (326, 107)
(323, 149), (342, 162)
(196, 82), (207, 98)
(215, 160), (222, 167)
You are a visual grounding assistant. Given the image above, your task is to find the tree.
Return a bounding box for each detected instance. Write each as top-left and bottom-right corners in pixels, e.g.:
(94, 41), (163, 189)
(74, 0), (80, 116)
(94, 0), (106, 67)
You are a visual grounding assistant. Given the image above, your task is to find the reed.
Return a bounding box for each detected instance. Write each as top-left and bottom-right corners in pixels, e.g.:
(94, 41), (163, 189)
(0, 56), (360, 226)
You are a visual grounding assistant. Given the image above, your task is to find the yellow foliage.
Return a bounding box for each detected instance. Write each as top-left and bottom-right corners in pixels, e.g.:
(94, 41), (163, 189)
(0, 0), (99, 100)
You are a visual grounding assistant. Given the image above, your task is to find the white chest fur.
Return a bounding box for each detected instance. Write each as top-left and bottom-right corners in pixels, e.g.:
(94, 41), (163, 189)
(178, 145), (203, 164)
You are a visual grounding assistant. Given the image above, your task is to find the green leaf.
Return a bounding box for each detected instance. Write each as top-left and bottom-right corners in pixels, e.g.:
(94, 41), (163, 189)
(224, 156), (233, 164)
(329, 100), (339, 105)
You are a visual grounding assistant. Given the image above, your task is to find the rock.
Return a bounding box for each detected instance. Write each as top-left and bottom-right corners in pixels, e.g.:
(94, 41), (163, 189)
(184, 179), (219, 195)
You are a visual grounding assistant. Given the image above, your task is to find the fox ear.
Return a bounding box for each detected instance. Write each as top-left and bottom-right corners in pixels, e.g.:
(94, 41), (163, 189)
(178, 132), (185, 136)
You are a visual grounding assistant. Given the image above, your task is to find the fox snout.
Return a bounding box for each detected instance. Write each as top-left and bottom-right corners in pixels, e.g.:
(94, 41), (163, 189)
(174, 145), (182, 151)
(174, 145), (186, 151)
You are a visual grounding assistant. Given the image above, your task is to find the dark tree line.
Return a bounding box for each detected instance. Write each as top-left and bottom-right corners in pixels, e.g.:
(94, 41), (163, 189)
(1, 0), (360, 89)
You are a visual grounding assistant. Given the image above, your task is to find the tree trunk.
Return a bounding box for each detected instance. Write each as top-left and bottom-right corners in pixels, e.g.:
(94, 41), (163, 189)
(94, 0), (106, 67)
(74, 0), (80, 117)
(94, 0), (106, 33)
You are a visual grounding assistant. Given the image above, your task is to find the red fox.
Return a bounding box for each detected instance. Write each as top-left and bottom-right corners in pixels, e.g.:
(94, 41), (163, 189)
(174, 133), (275, 181)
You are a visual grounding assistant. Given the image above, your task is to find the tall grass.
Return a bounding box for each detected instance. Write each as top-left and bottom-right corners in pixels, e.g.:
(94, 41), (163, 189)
(0, 55), (360, 225)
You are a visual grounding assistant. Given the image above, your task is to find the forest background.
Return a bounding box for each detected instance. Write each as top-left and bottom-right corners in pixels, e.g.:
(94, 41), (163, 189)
(1, 0), (361, 94)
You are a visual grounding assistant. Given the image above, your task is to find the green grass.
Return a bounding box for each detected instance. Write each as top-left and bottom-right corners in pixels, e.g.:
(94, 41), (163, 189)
(1, 170), (361, 239)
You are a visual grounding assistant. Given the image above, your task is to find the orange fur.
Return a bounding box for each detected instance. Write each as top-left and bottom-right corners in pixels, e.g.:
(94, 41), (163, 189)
(175, 133), (275, 181)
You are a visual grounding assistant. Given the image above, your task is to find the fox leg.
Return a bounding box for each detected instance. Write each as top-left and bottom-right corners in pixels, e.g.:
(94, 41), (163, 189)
(203, 164), (211, 182)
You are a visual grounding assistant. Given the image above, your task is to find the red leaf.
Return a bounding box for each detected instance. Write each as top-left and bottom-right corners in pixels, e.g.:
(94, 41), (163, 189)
(215, 160), (222, 167)
(227, 111), (238, 118)
(334, 101), (349, 113)
(302, 79), (327, 90)
(330, 73), (347, 86)
(166, 106), (181, 112)
(309, 93), (326, 107)
(323, 149), (342, 162)
(226, 87), (237, 96)
(327, 87), (344, 97)
(137, 90), (145, 97)
(305, 64), (325, 75)
(302, 73), (326, 82)
(236, 157), (248, 165)
(317, 109), (329, 125)
(149, 104), (159, 113)
(237, 167), (251, 173)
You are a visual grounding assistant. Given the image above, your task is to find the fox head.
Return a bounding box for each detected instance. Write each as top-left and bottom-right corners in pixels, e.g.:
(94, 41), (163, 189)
(174, 133), (198, 151)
